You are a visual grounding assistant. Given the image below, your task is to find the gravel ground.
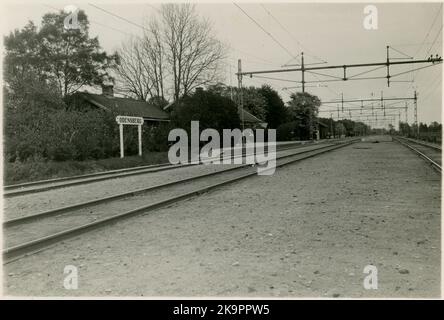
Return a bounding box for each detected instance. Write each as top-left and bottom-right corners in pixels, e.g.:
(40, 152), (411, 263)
(4, 143), (342, 248)
(3, 136), (441, 298)
(3, 144), (329, 220)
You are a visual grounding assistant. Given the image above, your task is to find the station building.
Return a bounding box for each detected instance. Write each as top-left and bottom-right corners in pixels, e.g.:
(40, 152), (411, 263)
(70, 85), (265, 128)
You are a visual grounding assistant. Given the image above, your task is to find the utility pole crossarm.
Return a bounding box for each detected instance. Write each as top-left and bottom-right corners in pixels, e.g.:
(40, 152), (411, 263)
(236, 58), (442, 76)
(321, 96), (416, 104)
(319, 106), (409, 112)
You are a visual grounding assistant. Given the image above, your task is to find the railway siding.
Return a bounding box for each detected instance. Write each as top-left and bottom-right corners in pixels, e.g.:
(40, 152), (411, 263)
(4, 137), (440, 297)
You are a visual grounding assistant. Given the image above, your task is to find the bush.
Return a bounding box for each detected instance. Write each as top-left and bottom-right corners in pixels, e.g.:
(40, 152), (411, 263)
(4, 103), (122, 162)
(143, 122), (172, 152)
(171, 89), (241, 135)
(3, 151), (170, 185)
(276, 121), (297, 141)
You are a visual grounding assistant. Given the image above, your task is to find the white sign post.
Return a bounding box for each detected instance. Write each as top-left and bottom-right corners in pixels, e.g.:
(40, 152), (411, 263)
(116, 115), (144, 158)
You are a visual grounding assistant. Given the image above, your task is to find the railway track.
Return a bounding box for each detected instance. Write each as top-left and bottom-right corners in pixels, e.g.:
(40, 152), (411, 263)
(393, 136), (442, 173)
(3, 138), (359, 262)
(3, 140), (326, 198)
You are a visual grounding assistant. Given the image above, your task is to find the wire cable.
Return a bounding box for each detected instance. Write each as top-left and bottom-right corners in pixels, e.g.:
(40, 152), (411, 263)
(233, 3), (298, 60)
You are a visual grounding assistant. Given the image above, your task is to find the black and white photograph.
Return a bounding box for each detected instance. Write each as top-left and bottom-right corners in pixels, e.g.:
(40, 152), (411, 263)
(0, 0), (442, 301)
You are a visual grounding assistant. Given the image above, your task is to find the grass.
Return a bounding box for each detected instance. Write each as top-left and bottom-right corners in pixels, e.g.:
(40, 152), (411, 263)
(3, 151), (169, 185)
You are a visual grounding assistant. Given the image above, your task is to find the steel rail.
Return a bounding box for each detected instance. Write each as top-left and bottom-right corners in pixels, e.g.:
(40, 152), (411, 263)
(3, 163), (194, 198)
(3, 139), (359, 262)
(3, 162), (174, 190)
(393, 137), (441, 173)
(396, 136), (442, 151)
(3, 141), (347, 227)
(3, 142), (310, 198)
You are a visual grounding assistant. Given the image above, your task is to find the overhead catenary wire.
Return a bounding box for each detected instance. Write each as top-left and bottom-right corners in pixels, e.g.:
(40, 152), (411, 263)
(414, 3), (443, 58)
(410, 4), (443, 86)
(88, 3), (147, 31)
(259, 4), (327, 64)
(43, 4), (134, 37)
(251, 75), (300, 83)
(228, 47), (277, 66)
(45, 2), (439, 126)
(425, 25), (443, 57)
(388, 46), (413, 60)
(233, 3), (298, 61)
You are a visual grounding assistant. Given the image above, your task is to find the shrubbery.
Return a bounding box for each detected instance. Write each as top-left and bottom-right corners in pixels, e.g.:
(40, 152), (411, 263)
(4, 106), (174, 162)
(276, 122), (298, 141)
(171, 89), (241, 134)
(5, 102), (118, 162)
(4, 84), (171, 162)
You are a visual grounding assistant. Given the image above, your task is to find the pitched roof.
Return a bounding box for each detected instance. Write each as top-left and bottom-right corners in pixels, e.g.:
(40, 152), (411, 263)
(238, 106), (264, 124)
(317, 120), (328, 128)
(162, 100), (264, 125)
(77, 92), (264, 126)
(78, 92), (170, 121)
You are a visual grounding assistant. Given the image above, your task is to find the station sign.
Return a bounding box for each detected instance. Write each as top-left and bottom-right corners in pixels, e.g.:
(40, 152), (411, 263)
(116, 116), (144, 125)
(115, 115), (144, 158)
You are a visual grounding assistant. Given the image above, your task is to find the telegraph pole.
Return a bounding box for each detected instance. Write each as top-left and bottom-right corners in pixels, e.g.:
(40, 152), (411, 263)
(238, 59), (244, 132)
(414, 90), (418, 138)
(341, 93), (344, 112)
(229, 64), (233, 101)
(386, 45), (390, 87)
(237, 48), (441, 87)
(301, 52), (305, 93)
(405, 102), (408, 123)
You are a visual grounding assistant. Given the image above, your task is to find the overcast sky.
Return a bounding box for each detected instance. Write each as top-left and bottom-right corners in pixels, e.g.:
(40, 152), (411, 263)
(2, 1), (442, 128)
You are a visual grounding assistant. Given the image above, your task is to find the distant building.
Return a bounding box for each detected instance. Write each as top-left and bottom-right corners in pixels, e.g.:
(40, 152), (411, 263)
(71, 85), (265, 128)
(317, 120), (329, 139)
(71, 85), (170, 123)
(238, 106), (268, 129)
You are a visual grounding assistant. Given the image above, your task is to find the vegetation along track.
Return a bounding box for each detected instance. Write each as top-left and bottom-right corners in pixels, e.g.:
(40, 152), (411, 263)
(3, 139), (359, 262)
(393, 136), (441, 173)
(3, 140), (327, 198)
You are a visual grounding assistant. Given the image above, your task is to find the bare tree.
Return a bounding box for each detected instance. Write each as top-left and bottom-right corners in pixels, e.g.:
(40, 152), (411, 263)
(115, 3), (225, 102)
(160, 3), (226, 101)
(142, 19), (166, 100)
(115, 37), (154, 101)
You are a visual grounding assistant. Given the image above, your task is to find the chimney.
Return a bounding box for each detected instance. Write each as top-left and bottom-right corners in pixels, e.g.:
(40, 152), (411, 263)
(101, 84), (114, 98)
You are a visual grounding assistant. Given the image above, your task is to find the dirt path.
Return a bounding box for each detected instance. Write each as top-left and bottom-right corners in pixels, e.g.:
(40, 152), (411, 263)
(4, 137), (441, 297)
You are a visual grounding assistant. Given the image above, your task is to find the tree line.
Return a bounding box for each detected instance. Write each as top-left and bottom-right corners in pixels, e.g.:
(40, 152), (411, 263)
(398, 121), (442, 143)
(2, 4), (383, 163)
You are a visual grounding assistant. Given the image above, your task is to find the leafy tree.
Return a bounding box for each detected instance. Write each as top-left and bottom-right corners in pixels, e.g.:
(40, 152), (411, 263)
(388, 123), (395, 134)
(399, 121), (411, 136)
(148, 96), (169, 109)
(353, 121), (369, 136)
(208, 84), (267, 120)
(318, 117), (335, 138)
(287, 92), (321, 139)
(276, 121), (298, 141)
(4, 9), (117, 97)
(4, 22), (44, 87)
(257, 85), (288, 128)
(171, 89), (240, 135)
(336, 122), (346, 137)
(337, 119), (357, 137)
(238, 87), (267, 120)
